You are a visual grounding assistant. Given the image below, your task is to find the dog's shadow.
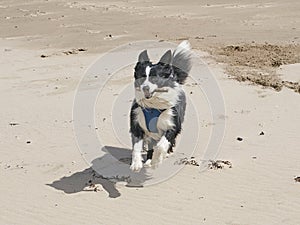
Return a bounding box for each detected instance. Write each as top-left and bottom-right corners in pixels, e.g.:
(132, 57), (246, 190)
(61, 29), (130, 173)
(47, 146), (150, 198)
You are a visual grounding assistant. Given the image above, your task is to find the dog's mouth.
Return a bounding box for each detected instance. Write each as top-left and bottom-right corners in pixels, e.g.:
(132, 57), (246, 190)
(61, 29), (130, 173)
(135, 87), (153, 99)
(136, 87), (168, 99)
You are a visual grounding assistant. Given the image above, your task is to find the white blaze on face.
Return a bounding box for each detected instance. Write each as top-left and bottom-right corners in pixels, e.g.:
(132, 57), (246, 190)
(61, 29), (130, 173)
(145, 66), (151, 77)
(140, 66), (157, 98)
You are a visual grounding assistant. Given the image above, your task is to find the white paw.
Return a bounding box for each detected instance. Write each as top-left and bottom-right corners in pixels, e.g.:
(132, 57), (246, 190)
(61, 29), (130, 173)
(143, 159), (152, 168)
(130, 159), (143, 172)
(150, 136), (170, 169)
(151, 148), (167, 169)
(151, 153), (163, 169)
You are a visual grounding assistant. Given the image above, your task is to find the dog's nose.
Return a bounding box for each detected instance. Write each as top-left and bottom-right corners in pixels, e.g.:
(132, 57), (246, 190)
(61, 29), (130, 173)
(142, 85), (150, 93)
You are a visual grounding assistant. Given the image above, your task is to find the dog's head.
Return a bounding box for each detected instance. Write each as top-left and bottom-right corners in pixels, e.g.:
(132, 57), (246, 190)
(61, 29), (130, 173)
(134, 41), (192, 106)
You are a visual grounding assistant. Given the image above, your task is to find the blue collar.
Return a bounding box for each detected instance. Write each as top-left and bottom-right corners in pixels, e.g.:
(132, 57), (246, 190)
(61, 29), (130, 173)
(142, 108), (165, 133)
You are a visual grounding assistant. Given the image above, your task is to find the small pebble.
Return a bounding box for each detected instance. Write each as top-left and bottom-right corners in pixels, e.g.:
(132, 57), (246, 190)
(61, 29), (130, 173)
(9, 122), (19, 126)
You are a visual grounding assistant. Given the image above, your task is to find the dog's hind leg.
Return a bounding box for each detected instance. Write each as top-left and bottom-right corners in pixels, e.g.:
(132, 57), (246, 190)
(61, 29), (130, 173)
(144, 139), (156, 167)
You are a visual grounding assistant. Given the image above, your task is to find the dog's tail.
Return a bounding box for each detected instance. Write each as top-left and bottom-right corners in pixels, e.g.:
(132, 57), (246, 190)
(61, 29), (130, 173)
(172, 41), (192, 84)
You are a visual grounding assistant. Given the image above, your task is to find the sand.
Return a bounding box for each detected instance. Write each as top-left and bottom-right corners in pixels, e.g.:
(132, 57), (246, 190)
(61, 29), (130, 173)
(1, 0), (300, 224)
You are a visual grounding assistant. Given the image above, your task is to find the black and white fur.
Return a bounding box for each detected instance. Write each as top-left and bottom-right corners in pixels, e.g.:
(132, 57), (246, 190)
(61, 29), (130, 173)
(130, 41), (192, 171)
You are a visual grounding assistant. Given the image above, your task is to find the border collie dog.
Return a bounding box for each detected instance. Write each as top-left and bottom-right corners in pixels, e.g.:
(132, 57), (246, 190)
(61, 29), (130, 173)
(130, 41), (192, 172)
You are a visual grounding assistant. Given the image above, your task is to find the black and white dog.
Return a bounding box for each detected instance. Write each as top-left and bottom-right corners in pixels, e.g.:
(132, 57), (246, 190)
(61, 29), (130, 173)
(130, 41), (192, 171)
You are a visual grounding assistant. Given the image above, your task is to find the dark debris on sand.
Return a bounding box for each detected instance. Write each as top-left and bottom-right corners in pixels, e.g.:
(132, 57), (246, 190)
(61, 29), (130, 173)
(175, 157), (200, 166)
(294, 176), (300, 182)
(208, 160), (232, 170)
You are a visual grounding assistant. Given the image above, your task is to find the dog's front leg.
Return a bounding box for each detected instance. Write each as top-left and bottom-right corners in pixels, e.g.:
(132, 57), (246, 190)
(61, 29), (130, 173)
(130, 135), (144, 172)
(151, 136), (170, 169)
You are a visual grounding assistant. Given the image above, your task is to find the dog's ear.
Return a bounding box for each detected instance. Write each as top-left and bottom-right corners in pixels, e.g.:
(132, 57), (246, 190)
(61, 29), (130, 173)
(138, 50), (150, 63)
(159, 50), (172, 65)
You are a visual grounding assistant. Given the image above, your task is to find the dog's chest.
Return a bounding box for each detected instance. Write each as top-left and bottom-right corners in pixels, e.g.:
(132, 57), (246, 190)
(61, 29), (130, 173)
(142, 108), (163, 133)
(135, 107), (174, 140)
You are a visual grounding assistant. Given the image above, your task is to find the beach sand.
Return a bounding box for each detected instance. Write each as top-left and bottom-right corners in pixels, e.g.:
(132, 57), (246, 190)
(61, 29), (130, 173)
(1, 0), (300, 224)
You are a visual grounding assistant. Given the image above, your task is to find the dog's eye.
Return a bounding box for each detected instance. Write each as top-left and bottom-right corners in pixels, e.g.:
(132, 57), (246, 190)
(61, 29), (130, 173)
(154, 64), (172, 79)
(135, 76), (146, 87)
(134, 70), (147, 79)
(149, 75), (158, 82)
(149, 72), (157, 77)
(158, 71), (171, 78)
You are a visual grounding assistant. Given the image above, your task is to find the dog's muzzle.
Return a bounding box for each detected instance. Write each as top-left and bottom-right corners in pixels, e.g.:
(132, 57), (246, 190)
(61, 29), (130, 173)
(142, 85), (152, 99)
